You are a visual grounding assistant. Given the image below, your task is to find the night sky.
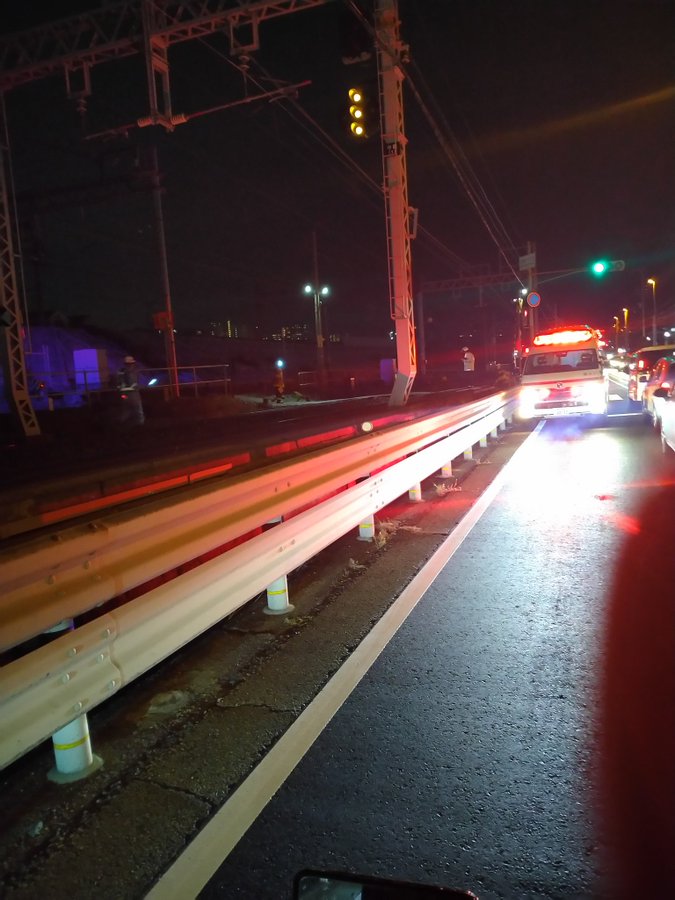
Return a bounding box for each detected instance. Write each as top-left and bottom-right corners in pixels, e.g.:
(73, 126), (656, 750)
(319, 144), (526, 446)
(2, 0), (674, 344)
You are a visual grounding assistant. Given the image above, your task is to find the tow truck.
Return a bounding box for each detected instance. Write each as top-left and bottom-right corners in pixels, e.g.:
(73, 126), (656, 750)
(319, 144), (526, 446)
(518, 326), (608, 420)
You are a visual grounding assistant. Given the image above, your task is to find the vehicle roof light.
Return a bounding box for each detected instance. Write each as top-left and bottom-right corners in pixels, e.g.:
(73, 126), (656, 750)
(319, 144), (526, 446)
(533, 328), (594, 346)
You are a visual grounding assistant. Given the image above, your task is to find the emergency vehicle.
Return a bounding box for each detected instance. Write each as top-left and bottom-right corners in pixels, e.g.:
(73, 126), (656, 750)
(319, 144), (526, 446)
(518, 326), (608, 419)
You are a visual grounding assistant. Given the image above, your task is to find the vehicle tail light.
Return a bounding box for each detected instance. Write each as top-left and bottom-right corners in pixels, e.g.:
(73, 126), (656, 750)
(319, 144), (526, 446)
(662, 382), (671, 390)
(521, 386), (550, 402)
(518, 385), (550, 418)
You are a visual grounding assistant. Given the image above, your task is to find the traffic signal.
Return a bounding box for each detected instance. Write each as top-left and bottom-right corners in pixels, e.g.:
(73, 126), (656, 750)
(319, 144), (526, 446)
(590, 259), (626, 276)
(348, 87), (366, 137)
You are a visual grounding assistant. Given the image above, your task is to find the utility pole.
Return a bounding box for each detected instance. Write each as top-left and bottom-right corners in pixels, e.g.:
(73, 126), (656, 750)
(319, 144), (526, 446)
(415, 291), (426, 376)
(376, 0), (417, 407)
(525, 240), (537, 342)
(647, 278), (657, 343)
(147, 146), (179, 398)
(311, 229), (325, 378)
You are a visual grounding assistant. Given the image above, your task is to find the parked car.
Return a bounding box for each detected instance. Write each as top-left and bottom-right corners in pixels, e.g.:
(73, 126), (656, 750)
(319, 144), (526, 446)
(657, 381), (675, 456)
(642, 357), (675, 429)
(627, 344), (675, 402)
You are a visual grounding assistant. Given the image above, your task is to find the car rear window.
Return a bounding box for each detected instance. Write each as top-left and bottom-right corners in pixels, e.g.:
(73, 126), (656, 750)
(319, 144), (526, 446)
(523, 349), (598, 374)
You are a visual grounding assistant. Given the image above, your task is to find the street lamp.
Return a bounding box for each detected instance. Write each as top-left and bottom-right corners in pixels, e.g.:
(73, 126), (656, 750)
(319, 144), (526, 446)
(303, 283), (329, 373)
(647, 278), (657, 343)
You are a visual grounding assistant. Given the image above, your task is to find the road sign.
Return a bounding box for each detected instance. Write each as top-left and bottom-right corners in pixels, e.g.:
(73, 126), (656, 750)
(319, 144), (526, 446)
(527, 291), (541, 308)
(519, 252), (536, 271)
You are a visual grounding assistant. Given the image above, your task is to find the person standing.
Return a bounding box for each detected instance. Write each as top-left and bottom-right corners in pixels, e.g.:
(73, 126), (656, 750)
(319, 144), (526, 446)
(117, 355), (145, 425)
(462, 346), (475, 375)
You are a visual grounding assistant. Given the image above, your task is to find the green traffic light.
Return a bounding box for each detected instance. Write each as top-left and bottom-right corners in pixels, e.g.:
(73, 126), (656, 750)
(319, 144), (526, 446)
(591, 260), (609, 276)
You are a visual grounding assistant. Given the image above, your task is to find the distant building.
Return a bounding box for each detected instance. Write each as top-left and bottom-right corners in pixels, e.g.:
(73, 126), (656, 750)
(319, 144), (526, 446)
(208, 320), (239, 338)
(271, 324), (311, 342)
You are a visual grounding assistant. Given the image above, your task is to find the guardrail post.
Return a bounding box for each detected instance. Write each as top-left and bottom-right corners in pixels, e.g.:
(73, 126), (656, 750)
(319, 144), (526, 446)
(262, 513), (294, 615)
(264, 575), (294, 615)
(480, 434), (488, 448)
(408, 482), (422, 502)
(491, 425), (499, 438)
(48, 714), (103, 783)
(358, 513), (375, 541)
(439, 461), (453, 477)
(464, 445), (473, 460)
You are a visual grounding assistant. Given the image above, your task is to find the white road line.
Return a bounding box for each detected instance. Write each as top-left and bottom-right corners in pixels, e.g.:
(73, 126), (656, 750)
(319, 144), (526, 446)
(145, 423), (545, 900)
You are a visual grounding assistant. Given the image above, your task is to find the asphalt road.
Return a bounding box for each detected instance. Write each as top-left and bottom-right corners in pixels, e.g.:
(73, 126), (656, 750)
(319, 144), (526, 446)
(161, 411), (671, 900)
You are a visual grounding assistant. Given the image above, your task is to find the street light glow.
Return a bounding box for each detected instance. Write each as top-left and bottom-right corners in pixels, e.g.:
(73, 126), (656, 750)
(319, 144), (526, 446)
(302, 280), (331, 374)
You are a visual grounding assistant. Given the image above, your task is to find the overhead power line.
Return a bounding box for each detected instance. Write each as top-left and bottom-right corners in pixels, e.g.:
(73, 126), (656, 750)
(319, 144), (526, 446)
(342, 0), (524, 287)
(201, 36), (471, 275)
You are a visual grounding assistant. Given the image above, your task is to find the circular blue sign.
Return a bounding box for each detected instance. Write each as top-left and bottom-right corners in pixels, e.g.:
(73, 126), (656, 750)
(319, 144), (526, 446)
(527, 291), (541, 308)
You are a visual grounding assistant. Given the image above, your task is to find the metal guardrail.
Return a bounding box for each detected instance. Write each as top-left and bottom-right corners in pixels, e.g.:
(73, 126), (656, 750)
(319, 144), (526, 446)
(21, 364), (231, 409)
(0, 391), (518, 770)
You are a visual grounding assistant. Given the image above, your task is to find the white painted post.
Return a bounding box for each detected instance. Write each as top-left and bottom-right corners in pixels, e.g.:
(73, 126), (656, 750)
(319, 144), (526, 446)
(480, 434), (488, 448)
(408, 482), (422, 502)
(264, 574), (294, 615)
(48, 714), (103, 783)
(262, 514), (294, 614)
(491, 425), (499, 438)
(358, 513), (375, 541)
(439, 461), (453, 478)
(464, 445), (473, 460)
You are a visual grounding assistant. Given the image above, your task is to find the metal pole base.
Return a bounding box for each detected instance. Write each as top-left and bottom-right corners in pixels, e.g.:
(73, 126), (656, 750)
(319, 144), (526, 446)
(48, 754), (103, 784)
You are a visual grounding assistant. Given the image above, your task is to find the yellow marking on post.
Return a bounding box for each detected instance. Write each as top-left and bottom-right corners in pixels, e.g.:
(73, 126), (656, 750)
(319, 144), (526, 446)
(53, 734), (89, 751)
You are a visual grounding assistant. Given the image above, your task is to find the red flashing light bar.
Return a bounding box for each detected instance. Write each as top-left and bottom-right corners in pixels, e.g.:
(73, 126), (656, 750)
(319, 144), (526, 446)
(533, 328), (594, 346)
